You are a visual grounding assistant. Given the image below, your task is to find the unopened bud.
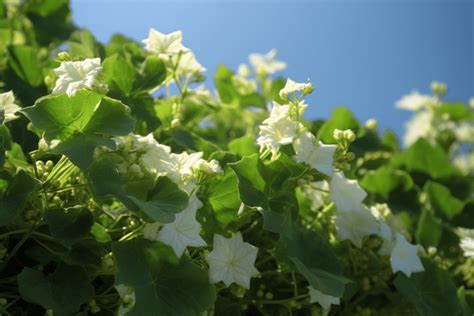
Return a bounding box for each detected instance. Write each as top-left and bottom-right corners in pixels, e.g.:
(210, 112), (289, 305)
(365, 118), (377, 129)
(343, 129), (356, 142)
(431, 81), (447, 96)
(333, 129), (344, 141)
(469, 97), (474, 109)
(57, 51), (70, 61)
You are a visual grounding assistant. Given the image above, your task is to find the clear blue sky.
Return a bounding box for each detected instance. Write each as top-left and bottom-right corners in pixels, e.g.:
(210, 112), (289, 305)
(71, 0), (473, 136)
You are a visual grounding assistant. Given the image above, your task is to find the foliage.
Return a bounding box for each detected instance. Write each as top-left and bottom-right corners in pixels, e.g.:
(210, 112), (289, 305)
(0, 1), (472, 315)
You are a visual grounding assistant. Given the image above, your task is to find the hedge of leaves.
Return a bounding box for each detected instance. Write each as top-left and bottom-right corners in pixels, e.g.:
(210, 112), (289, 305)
(0, 1), (473, 315)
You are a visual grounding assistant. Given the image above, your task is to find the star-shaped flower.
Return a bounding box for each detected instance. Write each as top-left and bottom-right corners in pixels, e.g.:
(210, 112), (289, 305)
(334, 204), (379, 248)
(143, 28), (188, 57)
(0, 91), (21, 123)
(279, 78), (313, 99)
(293, 130), (337, 176)
(249, 49), (286, 75)
(257, 103), (302, 158)
(207, 232), (259, 289)
(52, 58), (106, 96)
(172, 51), (206, 78)
(390, 233), (424, 277)
(329, 172), (367, 212)
(156, 193), (207, 257)
(307, 286), (340, 311)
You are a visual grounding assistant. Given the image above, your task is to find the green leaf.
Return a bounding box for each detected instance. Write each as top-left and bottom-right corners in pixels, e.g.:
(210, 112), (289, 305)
(113, 238), (216, 316)
(68, 29), (104, 59)
(18, 265), (94, 316)
(214, 64), (265, 108)
(229, 154), (267, 207)
(0, 170), (39, 226)
(102, 54), (137, 97)
(275, 224), (350, 297)
(206, 168), (241, 229)
(91, 222), (112, 243)
(136, 55), (167, 91)
(44, 207), (94, 246)
(394, 258), (461, 316)
(21, 91), (135, 168)
(7, 45), (44, 87)
(228, 134), (258, 156)
(360, 167), (413, 199)
(434, 103), (472, 122)
(88, 159), (188, 223)
(127, 177), (189, 223)
(424, 181), (464, 220)
(317, 107), (360, 143)
(391, 138), (458, 179)
(415, 209), (443, 248)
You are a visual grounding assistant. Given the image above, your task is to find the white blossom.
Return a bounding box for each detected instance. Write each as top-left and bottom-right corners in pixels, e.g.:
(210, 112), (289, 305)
(257, 103), (301, 158)
(403, 110), (434, 147)
(237, 64), (251, 77)
(329, 172), (367, 212)
(396, 91), (438, 111)
(279, 78), (313, 99)
(390, 233), (424, 277)
(334, 204), (379, 248)
(173, 51), (206, 78)
(249, 49), (286, 75)
(115, 284), (136, 316)
(460, 237), (474, 257)
(155, 193), (207, 257)
(143, 28), (188, 57)
(293, 130), (337, 176)
(52, 58), (106, 97)
(454, 121), (474, 143)
(0, 91), (21, 123)
(307, 286), (340, 311)
(207, 232), (259, 289)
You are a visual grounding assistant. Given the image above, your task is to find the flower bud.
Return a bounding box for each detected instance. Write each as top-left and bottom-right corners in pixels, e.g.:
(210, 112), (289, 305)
(365, 118), (377, 129)
(469, 97), (474, 109)
(57, 51), (70, 61)
(333, 129), (344, 141)
(431, 81), (447, 96)
(343, 129), (356, 142)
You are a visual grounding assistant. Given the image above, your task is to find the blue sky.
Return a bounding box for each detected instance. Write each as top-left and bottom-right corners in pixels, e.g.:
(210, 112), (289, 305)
(71, 0), (473, 136)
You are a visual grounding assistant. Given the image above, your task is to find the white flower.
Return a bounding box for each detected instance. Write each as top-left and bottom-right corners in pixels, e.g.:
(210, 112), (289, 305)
(307, 286), (340, 310)
(153, 193), (207, 257)
(0, 91), (21, 123)
(52, 58), (106, 97)
(257, 103), (301, 158)
(143, 28), (188, 57)
(453, 153), (474, 175)
(207, 232), (259, 289)
(173, 51), (206, 78)
(249, 49), (286, 75)
(454, 121), (474, 143)
(329, 172), (367, 212)
(279, 78), (313, 99)
(293, 130), (337, 176)
(334, 204), (379, 248)
(396, 91), (438, 111)
(115, 284), (136, 316)
(460, 237), (474, 257)
(370, 205), (395, 255)
(403, 110), (434, 147)
(237, 64), (251, 77)
(390, 233), (424, 277)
